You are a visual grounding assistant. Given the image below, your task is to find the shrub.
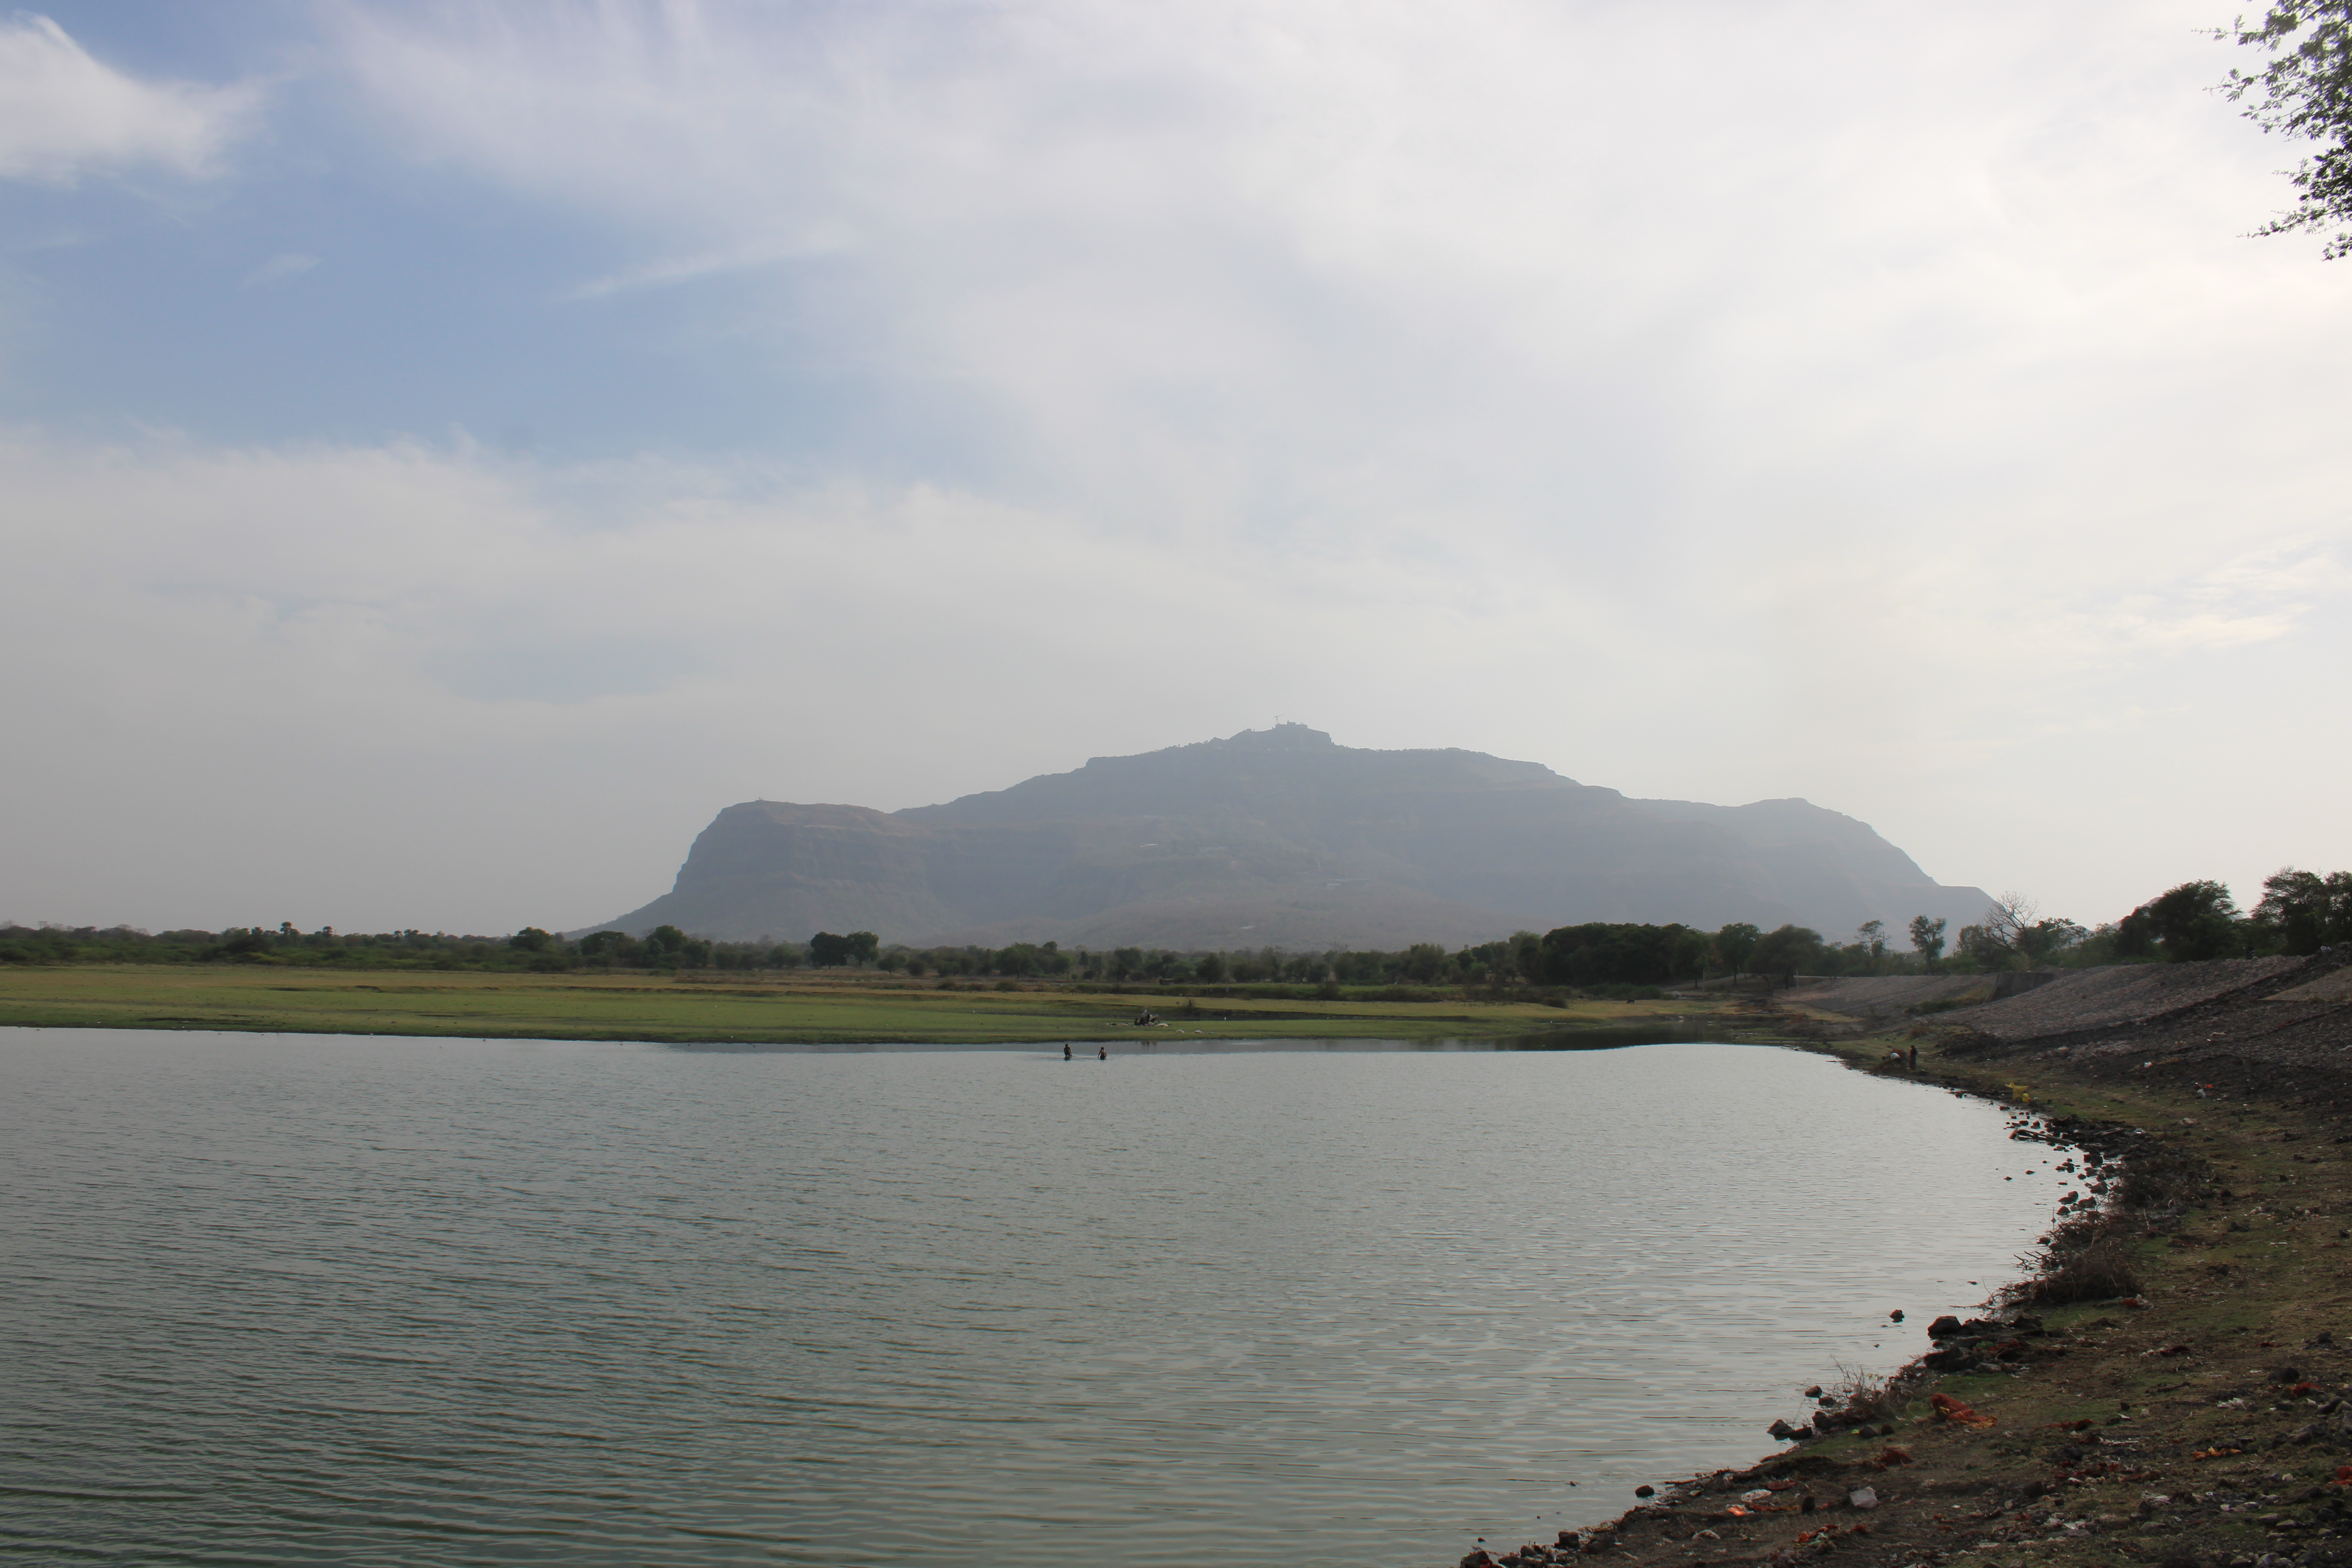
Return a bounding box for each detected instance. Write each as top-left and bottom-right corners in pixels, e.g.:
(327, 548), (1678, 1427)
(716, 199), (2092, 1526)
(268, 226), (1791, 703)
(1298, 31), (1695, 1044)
(2022, 1214), (2142, 1304)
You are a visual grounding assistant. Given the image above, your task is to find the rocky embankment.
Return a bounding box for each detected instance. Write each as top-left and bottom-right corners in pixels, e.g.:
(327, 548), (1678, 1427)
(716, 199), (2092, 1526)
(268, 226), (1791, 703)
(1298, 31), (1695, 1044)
(1792, 949), (2352, 1107)
(1451, 951), (2352, 1568)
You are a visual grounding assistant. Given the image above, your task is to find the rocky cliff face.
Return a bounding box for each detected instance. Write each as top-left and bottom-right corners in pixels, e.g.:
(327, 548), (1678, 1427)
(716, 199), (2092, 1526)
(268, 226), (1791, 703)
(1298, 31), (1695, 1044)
(590, 724), (1992, 947)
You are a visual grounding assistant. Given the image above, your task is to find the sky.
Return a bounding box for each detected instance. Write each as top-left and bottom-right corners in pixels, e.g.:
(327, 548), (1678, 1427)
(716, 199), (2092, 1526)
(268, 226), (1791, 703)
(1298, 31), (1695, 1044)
(0, 0), (2346, 938)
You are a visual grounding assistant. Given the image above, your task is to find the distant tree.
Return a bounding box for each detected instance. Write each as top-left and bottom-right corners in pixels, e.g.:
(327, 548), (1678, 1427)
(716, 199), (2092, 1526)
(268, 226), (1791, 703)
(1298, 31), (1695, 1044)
(2218, 0), (2352, 257)
(1963, 893), (2087, 970)
(1195, 952), (1229, 983)
(1981, 892), (2037, 955)
(808, 931), (853, 967)
(508, 926), (554, 953)
(646, 925), (687, 958)
(2253, 866), (2352, 953)
(1399, 942), (1449, 984)
(1713, 922), (1761, 978)
(848, 931), (879, 966)
(218, 927), (270, 960)
(2117, 880), (2243, 961)
(1855, 918), (1888, 974)
(2016, 917), (2088, 967)
(1907, 915), (1947, 969)
(1671, 926), (1711, 982)
(1748, 924), (1826, 981)
(1535, 922), (1704, 986)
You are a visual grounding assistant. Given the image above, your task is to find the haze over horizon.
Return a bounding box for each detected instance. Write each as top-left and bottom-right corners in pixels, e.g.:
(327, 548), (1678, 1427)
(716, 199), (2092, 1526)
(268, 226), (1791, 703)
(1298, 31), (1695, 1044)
(2, 1), (2347, 939)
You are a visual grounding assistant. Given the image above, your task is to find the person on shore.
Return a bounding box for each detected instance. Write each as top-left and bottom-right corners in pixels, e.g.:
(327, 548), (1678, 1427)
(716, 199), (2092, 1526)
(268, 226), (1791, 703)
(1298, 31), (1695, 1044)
(1098, 1045), (1107, 1060)
(1063, 1044), (1071, 1060)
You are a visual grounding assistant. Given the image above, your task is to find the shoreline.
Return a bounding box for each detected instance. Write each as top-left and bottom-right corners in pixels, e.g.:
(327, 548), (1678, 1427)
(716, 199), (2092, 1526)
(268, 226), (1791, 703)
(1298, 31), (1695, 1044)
(1456, 962), (2352, 1568)
(0, 962), (1766, 1046)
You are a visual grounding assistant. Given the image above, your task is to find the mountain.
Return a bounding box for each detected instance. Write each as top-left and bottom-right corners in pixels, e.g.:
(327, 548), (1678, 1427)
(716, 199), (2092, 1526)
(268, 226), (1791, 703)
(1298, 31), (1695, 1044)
(588, 724), (1993, 948)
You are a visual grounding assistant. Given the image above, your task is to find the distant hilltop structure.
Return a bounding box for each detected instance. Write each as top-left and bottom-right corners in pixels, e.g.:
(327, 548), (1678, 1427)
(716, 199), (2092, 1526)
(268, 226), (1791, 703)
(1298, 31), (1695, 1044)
(585, 724), (1993, 949)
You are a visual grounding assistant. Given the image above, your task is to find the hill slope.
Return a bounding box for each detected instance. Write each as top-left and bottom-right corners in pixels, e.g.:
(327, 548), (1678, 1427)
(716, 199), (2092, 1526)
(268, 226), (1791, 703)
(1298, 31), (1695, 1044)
(591, 724), (1992, 947)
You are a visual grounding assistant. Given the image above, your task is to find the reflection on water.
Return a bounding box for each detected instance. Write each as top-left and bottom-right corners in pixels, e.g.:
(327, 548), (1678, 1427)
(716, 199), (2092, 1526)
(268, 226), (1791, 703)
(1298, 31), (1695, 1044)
(1492, 1025), (1749, 1051)
(0, 1031), (2051, 1567)
(666, 1026), (1747, 1055)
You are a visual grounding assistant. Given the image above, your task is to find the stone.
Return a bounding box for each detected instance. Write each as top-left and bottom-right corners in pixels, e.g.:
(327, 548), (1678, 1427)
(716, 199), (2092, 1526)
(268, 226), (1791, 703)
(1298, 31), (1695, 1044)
(1928, 1316), (1964, 1339)
(1850, 1487), (1880, 1510)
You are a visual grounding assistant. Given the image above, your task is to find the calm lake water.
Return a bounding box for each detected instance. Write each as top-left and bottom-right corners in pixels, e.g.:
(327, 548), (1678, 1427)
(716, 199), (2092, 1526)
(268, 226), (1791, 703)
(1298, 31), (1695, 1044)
(0, 1031), (2064, 1567)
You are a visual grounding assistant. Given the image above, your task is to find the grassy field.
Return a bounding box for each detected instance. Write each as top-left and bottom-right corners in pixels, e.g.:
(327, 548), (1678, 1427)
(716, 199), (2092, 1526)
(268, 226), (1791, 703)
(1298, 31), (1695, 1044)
(0, 965), (1737, 1045)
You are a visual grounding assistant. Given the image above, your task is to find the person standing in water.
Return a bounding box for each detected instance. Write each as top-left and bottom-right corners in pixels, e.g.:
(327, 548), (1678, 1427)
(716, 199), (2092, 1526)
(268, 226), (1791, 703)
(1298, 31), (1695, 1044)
(1098, 1045), (1107, 1060)
(1063, 1044), (1072, 1060)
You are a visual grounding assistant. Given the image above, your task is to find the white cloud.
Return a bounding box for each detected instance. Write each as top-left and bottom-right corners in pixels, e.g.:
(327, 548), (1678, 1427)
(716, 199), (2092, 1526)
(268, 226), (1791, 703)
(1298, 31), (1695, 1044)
(4, 1), (2350, 932)
(0, 14), (256, 184)
(0, 426), (2345, 935)
(310, 0), (2348, 605)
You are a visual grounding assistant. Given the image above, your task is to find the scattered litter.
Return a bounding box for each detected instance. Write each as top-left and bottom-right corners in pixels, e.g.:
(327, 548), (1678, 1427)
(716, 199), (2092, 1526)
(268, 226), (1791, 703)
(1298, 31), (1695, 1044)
(1932, 1392), (1996, 1428)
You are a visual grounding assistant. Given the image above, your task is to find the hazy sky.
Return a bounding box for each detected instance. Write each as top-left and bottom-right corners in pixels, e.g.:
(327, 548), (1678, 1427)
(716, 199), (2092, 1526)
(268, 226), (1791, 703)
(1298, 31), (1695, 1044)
(2, 0), (2346, 937)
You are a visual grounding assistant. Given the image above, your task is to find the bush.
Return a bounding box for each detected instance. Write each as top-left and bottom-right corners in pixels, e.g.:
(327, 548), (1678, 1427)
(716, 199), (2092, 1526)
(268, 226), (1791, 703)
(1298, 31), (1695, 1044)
(2024, 1215), (2142, 1304)
(1827, 1364), (1900, 1425)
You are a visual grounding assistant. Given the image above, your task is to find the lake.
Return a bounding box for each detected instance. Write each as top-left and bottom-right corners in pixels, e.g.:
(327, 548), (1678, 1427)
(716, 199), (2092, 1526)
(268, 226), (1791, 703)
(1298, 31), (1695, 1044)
(0, 1031), (2063, 1566)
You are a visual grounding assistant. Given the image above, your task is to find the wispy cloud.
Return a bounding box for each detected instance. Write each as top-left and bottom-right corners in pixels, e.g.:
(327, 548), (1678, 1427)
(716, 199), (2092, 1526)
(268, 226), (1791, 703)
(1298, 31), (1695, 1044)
(0, 14), (257, 184)
(243, 252), (319, 287)
(565, 228), (853, 300)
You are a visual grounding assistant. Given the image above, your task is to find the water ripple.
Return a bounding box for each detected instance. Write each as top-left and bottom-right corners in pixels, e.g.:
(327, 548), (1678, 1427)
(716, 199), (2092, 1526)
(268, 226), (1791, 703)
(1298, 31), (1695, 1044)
(2, 1033), (2057, 1566)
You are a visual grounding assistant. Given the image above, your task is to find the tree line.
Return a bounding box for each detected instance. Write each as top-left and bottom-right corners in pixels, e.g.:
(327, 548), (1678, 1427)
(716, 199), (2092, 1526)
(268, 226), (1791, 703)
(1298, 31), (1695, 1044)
(9, 866), (2343, 984)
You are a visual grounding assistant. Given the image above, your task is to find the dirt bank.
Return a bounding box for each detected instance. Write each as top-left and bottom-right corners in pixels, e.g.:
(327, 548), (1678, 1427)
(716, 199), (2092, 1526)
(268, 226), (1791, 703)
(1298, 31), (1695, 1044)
(1452, 954), (2352, 1568)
